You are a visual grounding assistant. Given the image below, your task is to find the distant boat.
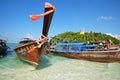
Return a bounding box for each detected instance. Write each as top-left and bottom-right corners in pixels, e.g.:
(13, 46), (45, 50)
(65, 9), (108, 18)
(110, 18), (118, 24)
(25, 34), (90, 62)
(0, 39), (9, 56)
(14, 2), (56, 68)
(49, 42), (120, 62)
(19, 38), (35, 44)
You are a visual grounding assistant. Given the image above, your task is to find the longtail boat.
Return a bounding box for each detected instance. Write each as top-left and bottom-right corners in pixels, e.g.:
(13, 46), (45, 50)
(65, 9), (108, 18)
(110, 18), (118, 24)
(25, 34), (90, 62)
(14, 2), (56, 68)
(0, 39), (9, 56)
(19, 38), (34, 44)
(49, 43), (120, 62)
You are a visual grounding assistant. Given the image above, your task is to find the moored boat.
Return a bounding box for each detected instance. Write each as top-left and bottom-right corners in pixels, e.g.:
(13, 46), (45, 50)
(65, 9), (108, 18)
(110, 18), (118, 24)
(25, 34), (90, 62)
(0, 39), (9, 56)
(14, 2), (56, 68)
(19, 38), (35, 44)
(49, 42), (120, 62)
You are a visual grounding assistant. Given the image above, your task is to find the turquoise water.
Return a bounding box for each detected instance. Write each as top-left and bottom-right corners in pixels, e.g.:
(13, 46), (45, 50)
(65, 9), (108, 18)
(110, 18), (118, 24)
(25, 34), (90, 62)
(0, 43), (120, 80)
(0, 43), (67, 69)
(0, 43), (29, 68)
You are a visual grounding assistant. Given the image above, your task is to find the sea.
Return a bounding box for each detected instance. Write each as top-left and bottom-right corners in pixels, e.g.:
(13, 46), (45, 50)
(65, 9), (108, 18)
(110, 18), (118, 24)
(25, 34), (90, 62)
(0, 43), (120, 80)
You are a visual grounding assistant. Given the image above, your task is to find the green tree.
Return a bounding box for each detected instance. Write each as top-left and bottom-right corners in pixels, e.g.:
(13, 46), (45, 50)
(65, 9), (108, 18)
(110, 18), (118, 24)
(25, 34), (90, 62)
(50, 31), (120, 44)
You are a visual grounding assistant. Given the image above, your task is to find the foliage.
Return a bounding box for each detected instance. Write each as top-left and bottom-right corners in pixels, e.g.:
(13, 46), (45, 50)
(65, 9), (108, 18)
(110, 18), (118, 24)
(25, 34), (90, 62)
(50, 31), (120, 44)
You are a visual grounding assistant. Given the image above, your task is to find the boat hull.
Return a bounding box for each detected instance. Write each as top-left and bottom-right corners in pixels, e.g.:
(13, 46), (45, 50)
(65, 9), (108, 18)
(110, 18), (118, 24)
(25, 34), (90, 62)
(0, 40), (8, 56)
(0, 47), (7, 56)
(14, 42), (50, 68)
(50, 49), (120, 62)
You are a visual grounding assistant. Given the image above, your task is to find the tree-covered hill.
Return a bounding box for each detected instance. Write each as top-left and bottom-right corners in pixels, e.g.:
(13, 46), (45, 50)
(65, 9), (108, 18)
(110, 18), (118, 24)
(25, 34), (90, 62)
(50, 31), (120, 44)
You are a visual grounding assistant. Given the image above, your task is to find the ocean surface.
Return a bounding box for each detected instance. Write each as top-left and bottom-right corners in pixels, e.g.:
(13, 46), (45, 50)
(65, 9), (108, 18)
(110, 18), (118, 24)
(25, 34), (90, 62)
(0, 43), (120, 80)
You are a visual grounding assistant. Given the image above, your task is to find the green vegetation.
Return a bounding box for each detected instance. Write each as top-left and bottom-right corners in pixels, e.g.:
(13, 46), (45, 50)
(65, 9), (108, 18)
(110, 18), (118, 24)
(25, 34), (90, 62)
(50, 31), (120, 44)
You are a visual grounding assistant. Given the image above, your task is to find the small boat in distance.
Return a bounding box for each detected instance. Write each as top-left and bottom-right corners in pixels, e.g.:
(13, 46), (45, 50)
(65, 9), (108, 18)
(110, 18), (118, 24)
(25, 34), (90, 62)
(14, 2), (56, 68)
(19, 38), (35, 44)
(0, 39), (9, 56)
(49, 42), (120, 62)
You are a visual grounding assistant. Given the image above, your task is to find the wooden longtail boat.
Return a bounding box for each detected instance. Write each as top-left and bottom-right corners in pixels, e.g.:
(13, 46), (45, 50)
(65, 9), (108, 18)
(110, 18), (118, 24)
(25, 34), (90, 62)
(14, 2), (56, 68)
(0, 39), (9, 56)
(49, 43), (120, 62)
(19, 38), (34, 44)
(50, 49), (120, 62)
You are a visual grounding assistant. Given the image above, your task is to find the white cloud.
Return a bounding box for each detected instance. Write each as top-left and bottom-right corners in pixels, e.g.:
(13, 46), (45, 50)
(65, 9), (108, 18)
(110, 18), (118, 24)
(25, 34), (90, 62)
(113, 34), (120, 40)
(97, 16), (113, 21)
(26, 34), (33, 39)
(106, 33), (114, 37)
(106, 33), (120, 40)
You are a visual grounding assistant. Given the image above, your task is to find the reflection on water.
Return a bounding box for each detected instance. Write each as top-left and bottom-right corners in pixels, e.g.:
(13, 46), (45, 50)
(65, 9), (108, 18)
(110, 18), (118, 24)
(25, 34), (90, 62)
(0, 43), (120, 80)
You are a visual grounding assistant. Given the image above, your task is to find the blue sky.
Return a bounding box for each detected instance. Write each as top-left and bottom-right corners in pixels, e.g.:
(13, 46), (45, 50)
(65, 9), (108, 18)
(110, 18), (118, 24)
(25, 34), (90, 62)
(0, 0), (120, 43)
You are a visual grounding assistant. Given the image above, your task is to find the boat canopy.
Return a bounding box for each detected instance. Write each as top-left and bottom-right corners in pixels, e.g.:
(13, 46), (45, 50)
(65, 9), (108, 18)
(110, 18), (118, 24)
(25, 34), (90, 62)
(51, 42), (98, 52)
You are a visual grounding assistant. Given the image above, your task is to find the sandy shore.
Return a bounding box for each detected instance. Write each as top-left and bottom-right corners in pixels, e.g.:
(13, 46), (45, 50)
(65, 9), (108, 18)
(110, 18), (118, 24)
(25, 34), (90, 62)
(0, 59), (120, 80)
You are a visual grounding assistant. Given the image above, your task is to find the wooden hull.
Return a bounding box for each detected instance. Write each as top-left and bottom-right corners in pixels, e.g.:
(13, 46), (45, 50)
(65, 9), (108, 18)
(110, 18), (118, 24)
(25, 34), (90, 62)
(14, 42), (49, 68)
(0, 47), (7, 56)
(0, 40), (8, 56)
(50, 49), (120, 62)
